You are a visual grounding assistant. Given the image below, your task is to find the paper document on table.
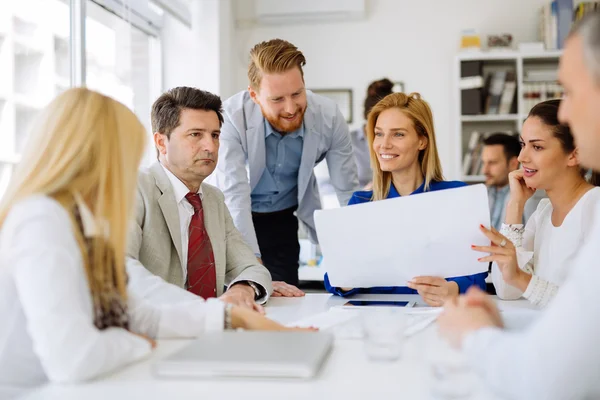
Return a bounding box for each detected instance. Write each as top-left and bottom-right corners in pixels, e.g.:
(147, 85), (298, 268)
(288, 308), (441, 339)
(289, 308), (359, 330)
(315, 184), (490, 288)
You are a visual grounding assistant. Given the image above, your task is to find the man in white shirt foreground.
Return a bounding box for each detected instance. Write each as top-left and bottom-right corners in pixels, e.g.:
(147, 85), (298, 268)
(438, 13), (600, 400)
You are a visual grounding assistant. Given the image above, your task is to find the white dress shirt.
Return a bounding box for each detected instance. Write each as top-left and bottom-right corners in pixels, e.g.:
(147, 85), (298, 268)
(493, 187), (600, 307)
(160, 164), (202, 281)
(158, 164), (266, 301)
(0, 195), (225, 399)
(463, 200), (600, 400)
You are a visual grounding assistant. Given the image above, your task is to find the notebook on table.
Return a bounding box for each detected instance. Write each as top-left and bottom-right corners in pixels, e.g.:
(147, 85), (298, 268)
(153, 331), (333, 379)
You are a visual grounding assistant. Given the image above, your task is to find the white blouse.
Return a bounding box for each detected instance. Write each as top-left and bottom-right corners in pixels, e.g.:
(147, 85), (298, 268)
(492, 187), (600, 307)
(0, 195), (225, 399)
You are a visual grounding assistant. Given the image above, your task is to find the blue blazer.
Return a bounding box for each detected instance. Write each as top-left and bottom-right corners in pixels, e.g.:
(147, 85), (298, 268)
(324, 180), (488, 297)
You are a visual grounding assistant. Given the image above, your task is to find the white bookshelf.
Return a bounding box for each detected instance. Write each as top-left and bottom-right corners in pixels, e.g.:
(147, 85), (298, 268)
(455, 50), (562, 183)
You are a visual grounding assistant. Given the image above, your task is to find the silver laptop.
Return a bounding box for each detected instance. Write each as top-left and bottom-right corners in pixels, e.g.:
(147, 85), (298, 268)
(153, 331), (333, 379)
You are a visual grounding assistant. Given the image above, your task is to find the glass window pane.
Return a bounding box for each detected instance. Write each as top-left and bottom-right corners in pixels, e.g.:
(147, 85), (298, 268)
(85, 0), (160, 142)
(0, 0), (70, 199)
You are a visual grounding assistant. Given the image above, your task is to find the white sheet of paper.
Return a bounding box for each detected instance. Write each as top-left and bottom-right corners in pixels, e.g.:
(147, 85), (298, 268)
(287, 308), (358, 330)
(287, 308), (443, 338)
(314, 184), (491, 288)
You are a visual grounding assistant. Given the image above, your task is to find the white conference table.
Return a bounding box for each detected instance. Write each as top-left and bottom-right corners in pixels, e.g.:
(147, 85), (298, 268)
(20, 293), (537, 400)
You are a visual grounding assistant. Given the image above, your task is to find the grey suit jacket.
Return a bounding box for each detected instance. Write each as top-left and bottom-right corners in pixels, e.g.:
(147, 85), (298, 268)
(208, 90), (359, 255)
(126, 162), (272, 301)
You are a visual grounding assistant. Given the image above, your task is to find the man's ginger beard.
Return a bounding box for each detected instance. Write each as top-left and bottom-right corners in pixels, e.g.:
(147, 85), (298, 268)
(258, 102), (307, 133)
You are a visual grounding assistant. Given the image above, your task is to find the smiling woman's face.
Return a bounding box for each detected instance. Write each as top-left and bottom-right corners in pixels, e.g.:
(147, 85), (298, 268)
(372, 108), (427, 174)
(518, 116), (576, 190)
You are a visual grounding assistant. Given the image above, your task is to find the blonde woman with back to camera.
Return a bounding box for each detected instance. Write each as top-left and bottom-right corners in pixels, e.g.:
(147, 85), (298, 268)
(0, 88), (310, 399)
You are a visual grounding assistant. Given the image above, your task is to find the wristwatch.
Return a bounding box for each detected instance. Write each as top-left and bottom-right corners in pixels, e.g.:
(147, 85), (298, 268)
(224, 303), (233, 330)
(246, 281), (262, 300)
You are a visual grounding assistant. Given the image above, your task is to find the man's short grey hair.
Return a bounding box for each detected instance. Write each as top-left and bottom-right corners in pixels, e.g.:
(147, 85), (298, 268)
(570, 12), (600, 84)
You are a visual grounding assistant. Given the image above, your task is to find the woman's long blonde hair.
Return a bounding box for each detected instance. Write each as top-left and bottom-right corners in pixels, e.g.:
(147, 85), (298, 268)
(0, 88), (146, 308)
(366, 92), (444, 201)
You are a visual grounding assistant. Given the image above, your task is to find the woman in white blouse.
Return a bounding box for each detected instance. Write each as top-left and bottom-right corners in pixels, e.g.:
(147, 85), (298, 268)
(0, 88), (304, 399)
(473, 99), (599, 307)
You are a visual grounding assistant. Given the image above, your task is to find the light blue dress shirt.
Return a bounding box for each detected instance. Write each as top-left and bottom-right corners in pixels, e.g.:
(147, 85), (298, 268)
(488, 185), (510, 230)
(250, 121), (304, 213)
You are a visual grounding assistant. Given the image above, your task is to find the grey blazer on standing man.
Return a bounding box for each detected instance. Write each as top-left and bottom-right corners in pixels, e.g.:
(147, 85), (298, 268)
(210, 90), (360, 255)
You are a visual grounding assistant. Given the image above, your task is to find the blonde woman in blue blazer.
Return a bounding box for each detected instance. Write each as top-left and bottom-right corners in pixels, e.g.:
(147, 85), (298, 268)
(324, 92), (487, 306)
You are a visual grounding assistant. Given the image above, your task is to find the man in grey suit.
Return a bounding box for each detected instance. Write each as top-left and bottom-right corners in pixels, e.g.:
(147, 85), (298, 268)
(210, 39), (359, 290)
(127, 87), (273, 312)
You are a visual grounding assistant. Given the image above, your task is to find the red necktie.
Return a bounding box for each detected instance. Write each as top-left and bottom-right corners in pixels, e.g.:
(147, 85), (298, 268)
(185, 192), (216, 298)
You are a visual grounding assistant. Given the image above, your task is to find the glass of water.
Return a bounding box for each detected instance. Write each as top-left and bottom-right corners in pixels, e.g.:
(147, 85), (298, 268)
(427, 334), (477, 399)
(361, 307), (406, 361)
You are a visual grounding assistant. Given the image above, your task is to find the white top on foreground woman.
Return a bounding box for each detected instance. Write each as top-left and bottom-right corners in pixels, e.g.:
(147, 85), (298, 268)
(439, 14), (600, 400)
(0, 88), (307, 399)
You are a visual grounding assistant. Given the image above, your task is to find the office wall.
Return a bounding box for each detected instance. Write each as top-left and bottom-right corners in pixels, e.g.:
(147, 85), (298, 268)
(161, 0), (237, 98)
(232, 0), (550, 178)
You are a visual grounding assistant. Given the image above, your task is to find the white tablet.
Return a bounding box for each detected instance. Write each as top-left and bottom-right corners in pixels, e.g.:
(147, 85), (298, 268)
(341, 300), (416, 308)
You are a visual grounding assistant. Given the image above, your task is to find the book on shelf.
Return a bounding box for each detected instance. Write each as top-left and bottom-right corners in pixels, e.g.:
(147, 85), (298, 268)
(498, 71), (517, 115)
(540, 0), (574, 50)
(462, 131), (481, 175)
(460, 61), (484, 115)
(522, 82), (563, 114)
(485, 70), (508, 114)
(524, 69), (558, 82)
(574, 2), (600, 22)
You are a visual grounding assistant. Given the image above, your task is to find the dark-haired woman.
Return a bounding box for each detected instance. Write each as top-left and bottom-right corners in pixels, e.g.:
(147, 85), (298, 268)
(473, 99), (600, 307)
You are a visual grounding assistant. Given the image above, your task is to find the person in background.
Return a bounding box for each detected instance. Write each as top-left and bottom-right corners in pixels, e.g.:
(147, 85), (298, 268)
(126, 87), (276, 313)
(438, 13), (600, 399)
(211, 39), (359, 289)
(481, 133), (545, 229)
(324, 92), (487, 306)
(473, 100), (599, 307)
(350, 78), (395, 189)
(0, 88), (310, 399)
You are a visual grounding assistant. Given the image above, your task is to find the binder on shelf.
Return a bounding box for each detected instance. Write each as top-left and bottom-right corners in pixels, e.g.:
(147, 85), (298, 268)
(540, 2), (558, 50)
(498, 71), (517, 115)
(575, 2), (600, 22)
(485, 70), (508, 114)
(461, 61), (484, 115)
(541, 0), (575, 50)
(556, 0), (574, 49)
